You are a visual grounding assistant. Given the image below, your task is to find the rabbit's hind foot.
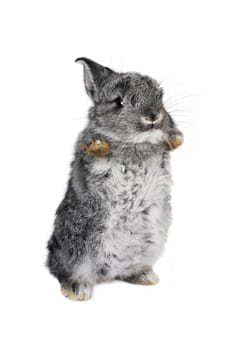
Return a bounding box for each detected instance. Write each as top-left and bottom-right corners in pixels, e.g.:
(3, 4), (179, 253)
(61, 282), (93, 301)
(122, 268), (160, 286)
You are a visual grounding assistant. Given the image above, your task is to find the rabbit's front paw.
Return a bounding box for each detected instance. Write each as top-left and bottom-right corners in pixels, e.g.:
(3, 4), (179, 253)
(164, 133), (184, 151)
(82, 138), (110, 157)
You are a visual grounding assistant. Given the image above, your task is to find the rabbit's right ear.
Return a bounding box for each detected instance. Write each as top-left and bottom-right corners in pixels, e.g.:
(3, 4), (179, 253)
(75, 57), (114, 102)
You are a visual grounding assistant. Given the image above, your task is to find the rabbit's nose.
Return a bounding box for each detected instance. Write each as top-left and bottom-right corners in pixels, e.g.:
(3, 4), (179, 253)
(141, 112), (163, 125)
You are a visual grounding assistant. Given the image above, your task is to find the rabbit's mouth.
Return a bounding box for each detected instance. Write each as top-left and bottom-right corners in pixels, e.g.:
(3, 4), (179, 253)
(129, 128), (165, 144)
(150, 123), (162, 130)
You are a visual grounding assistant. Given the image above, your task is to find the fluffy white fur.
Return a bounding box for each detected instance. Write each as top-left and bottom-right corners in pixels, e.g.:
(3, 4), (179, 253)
(74, 132), (172, 283)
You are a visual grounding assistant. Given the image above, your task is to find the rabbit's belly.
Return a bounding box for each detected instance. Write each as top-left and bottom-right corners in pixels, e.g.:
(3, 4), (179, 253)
(93, 155), (172, 279)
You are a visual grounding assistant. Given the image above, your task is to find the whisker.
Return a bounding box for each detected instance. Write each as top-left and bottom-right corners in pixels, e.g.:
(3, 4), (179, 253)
(71, 116), (89, 121)
(165, 101), (198, 109)
(169, 111), (194, 119)
(164, 97), (199, 107)
(174, 120), (192, 126)
(158, 76), (174, 86)
(167, 109), (196, 116)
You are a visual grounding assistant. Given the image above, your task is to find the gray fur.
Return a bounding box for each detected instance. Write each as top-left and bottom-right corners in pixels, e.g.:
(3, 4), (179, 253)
(47, 58), (183, 300)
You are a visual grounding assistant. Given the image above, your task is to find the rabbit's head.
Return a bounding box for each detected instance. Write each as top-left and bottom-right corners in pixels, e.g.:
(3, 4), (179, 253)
(76, 57), (182, 145)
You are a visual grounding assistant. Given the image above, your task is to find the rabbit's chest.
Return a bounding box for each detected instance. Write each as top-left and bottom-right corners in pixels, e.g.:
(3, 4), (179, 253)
(91, 154), (171, 276)
(92, 154), (170, 207)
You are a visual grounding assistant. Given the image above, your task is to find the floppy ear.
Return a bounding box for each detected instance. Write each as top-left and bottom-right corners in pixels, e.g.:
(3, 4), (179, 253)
(75, 57), (114, 102)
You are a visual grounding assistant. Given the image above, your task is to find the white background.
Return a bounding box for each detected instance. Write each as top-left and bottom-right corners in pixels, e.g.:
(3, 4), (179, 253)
(0, 1), (232, 349)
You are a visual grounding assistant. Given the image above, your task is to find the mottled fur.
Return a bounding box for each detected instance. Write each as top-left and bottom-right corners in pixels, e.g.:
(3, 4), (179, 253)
(46, 58), (183, 300)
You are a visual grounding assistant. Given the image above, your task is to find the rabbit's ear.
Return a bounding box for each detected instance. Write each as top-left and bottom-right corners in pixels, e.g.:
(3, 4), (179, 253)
(75, 57), (114, 101)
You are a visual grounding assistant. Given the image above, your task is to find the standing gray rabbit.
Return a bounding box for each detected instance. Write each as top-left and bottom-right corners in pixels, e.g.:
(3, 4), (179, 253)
(46, 58), (183, 301)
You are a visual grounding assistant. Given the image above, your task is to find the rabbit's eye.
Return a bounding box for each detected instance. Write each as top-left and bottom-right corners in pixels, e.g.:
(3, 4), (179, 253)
(111, 97), (124, 108)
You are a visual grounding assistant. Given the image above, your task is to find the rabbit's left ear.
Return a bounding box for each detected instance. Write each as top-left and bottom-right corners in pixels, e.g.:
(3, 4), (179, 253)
(75, 57), (114, 102)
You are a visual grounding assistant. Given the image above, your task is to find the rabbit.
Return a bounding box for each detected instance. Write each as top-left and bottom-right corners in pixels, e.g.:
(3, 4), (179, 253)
(46, 58), (183, 301)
